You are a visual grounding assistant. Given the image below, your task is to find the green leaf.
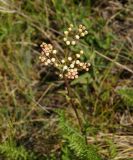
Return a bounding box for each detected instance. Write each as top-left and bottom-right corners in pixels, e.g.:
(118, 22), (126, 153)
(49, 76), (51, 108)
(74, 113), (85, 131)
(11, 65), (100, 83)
(116, 87), (133, 107)
(71, 73), (92, 85)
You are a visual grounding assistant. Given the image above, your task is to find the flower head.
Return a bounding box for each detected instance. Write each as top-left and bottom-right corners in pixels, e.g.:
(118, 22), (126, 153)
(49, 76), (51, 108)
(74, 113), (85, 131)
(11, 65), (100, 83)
(39, 24), (91, 80)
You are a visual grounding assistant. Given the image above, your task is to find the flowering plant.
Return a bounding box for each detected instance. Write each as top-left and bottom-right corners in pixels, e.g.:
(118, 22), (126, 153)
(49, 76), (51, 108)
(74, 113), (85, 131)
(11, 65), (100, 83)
(39, 24), (91, 143)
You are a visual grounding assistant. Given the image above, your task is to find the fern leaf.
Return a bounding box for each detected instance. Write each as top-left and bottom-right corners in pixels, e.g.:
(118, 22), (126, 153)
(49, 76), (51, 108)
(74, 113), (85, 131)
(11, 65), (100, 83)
(57, 110), (102, 160)
(116, 87), (133, 107)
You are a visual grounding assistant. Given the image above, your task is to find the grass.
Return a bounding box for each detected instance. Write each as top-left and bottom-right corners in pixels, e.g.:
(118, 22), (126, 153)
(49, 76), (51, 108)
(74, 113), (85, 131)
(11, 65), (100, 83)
(0, 0), (133, 159)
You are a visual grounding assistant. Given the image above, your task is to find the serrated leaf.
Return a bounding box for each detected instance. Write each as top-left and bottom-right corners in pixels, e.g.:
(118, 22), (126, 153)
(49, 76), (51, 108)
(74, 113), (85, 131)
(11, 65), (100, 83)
(116, 87), (133, 107)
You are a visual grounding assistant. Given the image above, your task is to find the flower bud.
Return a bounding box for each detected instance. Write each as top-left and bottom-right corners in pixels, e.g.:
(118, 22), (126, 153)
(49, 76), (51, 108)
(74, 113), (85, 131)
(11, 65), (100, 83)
(61, 59), (65, 63)
(71, 41), (76, 45)
(76, 54), (80, 58)
(80, 50), (84, 54)
(75, 35), (80, 39)
(68, 57), (72, 61)
(51, 58), (56, 62)
(64, 31), (68, 35)
(66, 41), (70, 45)
(63, 65), (68, 71)
(53, 50), (57, 54)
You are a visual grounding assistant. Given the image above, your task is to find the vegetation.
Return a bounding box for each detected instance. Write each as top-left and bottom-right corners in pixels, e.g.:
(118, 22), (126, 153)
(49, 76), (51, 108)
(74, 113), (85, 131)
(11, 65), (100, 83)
(0, 0), (132, 160)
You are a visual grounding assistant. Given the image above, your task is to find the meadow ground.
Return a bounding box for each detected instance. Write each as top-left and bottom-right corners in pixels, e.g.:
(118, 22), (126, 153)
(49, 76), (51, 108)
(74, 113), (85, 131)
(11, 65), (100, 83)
(0, 0), (133, 160)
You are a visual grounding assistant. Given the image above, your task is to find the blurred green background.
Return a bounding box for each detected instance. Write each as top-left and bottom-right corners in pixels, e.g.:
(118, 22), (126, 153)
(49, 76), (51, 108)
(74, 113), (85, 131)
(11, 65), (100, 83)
(0, 0), (133, 159)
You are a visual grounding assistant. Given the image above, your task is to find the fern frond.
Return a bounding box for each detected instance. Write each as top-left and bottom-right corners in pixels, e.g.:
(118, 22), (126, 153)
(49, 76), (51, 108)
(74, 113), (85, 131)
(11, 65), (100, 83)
(0, 139), (36, 160)
(116, 87), (133, 107)
(57, 110), (102, 160)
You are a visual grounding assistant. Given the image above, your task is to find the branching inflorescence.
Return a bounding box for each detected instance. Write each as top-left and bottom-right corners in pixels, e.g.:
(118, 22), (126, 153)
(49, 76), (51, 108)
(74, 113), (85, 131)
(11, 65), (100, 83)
(39, 24), (91, 80)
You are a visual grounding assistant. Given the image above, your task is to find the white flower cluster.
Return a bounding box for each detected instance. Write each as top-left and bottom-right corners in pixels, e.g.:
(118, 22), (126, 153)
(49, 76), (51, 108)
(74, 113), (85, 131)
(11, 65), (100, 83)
(63, 24), (88, 46)
(39, 42), (58, 66)
(39, 24), (91, 80)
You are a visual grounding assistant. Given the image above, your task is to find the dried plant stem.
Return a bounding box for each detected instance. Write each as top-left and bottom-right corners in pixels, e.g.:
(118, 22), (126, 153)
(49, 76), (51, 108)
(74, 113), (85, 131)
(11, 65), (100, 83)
(65, 79), (82, 129)
(64, 79), (87, 144)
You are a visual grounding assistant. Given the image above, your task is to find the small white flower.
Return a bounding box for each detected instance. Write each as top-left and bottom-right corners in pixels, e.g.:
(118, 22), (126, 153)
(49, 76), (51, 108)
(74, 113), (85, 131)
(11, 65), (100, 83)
(66, 41), (70, 45)
(70, 24), (73, 27)
(68, 27), (72, 31)
(63, 37), (67, 41)
(83, 65), (87, 69)
(79, 62), (83, 66)
(82, 26), (86, 30)
(51, 58), (56, 62)
(79, 24), (83, 28)
(76, 60), (80, 64)
(63, 65), (68, 71)
(71, 41), (76, 45)
(40, 57), (45, 62)
(44, 62), (48, 66)
(47, 59), (51, 64)
(81, 33), (85, 37)
(59, 74), (63, 78)
(78, 29), (82, 33)
(53, 50), (57, 54)
(88, 63), (91, 66)
(75, 35), (80, 39)
(64, 31), (68, 35)
(80, 50), (84, 54)
(72, 72), (76, 76)
(55, 63), (59, 67)
(74, 68), (77, 72)
(75, 75), (78, 79)
(86, 68), (89, 71)
(61, 59), (65, 63)
(39, 56), (42, 59)
(68, 57), (72, 61)
(85, 31), (88, 35)
(76, 54), (80, 58)
(46, 53), (50, 56)
(70, 63), (74, 68)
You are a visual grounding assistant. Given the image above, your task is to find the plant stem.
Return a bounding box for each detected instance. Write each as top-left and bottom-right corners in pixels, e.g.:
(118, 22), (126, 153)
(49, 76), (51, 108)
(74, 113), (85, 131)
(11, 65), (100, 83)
(64, 78), (88, 145)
